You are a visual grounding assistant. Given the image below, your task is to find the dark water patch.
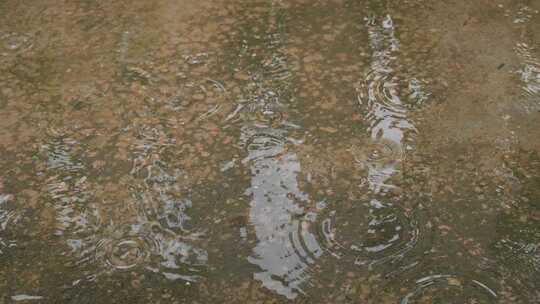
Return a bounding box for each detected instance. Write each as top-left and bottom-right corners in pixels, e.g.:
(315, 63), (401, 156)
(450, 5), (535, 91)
(488, 150), (540, 301)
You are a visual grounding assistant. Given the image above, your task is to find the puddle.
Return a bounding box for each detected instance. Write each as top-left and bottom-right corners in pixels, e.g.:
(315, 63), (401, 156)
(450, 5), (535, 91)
(1, 0), (540, 302)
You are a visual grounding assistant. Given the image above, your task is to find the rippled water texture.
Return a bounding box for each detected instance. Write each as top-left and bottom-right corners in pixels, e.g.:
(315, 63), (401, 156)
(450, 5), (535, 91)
(1, 0), (540, 303)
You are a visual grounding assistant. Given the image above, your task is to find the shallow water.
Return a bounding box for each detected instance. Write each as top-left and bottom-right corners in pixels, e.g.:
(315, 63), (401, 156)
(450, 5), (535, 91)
(1, 0), (540, 303)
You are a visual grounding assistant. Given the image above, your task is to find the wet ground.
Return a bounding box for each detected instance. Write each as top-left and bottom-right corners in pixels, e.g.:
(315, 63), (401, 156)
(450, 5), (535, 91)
(1, 0), (540, 303)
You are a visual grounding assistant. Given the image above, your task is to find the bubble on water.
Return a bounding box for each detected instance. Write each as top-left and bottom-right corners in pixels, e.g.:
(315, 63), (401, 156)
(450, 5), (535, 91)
(253, 108), (284, 126)
(262, 52), (292, 82)
(513, 6), (538, 24)
(351, 138), (405, 193)
(1, 32), (33, 54)
(359, 70), (408, 114)
(353, 138), (403, 167)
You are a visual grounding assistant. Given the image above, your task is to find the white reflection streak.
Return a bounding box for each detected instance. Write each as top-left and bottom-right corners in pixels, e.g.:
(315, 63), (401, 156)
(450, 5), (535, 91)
(243, 126), (322, 300)
(123, 127), (207, 281)
(240, 3), (322, 298)
(43, 136), (100, 265)
(363, 15), (417, 193)
(515, 42), (540, 112)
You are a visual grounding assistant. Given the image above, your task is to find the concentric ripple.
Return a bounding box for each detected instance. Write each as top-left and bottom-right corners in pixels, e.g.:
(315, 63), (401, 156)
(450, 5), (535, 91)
(316, 198), (425, 268)
(358, 17), (430, 115)
(242, 128), (288, 162)
(119, 123), (208, 282)
(345, 12), (432, 272)
(241, 111), (320, 298)
(400, 274), (498, 304)
(96, 222), (207, 281)
(353, 138), (404, 168)
(356, 14), (424, 147)
(253, 108), (285, 126)
(235, 83), (288, 128)
(356, 13), (417, 194)
(98, 235), (153, 270)
(352, 138), (405, 192)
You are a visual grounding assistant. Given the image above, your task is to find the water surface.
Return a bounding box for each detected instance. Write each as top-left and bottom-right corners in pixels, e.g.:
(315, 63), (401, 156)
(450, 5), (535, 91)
(1, 0), (540, 303)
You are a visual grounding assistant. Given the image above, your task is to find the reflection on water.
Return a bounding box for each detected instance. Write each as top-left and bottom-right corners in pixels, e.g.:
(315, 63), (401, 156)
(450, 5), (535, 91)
(117, 122), (208, 281)
(244, 128), (322, 299)
(356, 13), (429, 264)
(233, 3), (323, 299)
(0, 193), (17, 254)
(359, 14), (419, 187)
(515, 42), (540, 112)
(41, 130), (101, 265)
(39, 122), (208, 282)
(512, 4), (540, 114)
(317, 13), (427, 271)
